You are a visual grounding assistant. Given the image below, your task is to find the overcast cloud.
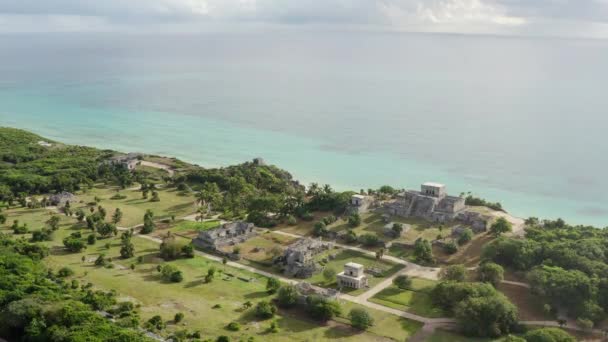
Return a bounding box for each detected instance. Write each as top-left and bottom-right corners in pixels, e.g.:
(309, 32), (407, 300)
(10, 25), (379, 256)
(0, 0), (607, 38)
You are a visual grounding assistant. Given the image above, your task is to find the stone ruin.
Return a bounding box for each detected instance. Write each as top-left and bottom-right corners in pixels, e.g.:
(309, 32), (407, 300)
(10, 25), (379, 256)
(384, 182), (466, 223)
(276, 238), (332, 279)
(49, 192), (77, 207)
(456, 211), (494, 233)
(192, 221), (256, 250)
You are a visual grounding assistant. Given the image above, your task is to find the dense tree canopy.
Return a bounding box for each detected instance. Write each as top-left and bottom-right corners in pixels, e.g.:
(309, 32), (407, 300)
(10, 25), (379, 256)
(0, 233), (151, 341)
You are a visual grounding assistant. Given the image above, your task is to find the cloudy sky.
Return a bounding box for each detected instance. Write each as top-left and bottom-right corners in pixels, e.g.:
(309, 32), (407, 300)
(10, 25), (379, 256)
(1, 0), (608, 38)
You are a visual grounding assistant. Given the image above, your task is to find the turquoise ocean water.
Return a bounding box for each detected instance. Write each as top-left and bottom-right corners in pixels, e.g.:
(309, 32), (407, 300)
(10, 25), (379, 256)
(0, 32), (607, 226)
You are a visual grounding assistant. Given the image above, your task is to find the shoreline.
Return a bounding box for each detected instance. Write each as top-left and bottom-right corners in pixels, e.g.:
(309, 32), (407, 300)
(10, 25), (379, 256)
(2, 121), (605, 227)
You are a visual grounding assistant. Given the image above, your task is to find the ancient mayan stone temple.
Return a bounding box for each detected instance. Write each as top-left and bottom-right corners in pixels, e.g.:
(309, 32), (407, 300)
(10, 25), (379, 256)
(385, 182), (466, 223)
(192, 221), (256, 250)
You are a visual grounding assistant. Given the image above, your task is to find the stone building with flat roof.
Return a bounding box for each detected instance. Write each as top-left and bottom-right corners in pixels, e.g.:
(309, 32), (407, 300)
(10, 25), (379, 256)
(192, 221), (256, 250)
(337, 262), (368, 289)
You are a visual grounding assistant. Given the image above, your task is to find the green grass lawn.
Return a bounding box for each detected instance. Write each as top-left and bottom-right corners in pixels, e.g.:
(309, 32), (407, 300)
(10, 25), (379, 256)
(309, 249), (405, 296)
(15, 207), (422, 342)
(172, 220), (221, 232)
(369, 285), (445, 318)
(71, 184), (197, 227)
(424, 330), (502, 342)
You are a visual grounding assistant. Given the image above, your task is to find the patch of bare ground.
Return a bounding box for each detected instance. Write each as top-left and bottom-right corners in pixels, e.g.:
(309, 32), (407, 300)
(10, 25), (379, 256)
(434, 233), (495, 267)
(497, 283), (551, 321)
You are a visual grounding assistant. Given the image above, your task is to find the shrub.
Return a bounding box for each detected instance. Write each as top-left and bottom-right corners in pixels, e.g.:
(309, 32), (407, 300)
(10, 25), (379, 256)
(323, 268), (337, 283)
(95, 254), (106, 267)
(226, 322), (240, 331)
(305, 295), (342, 322)
(313, 221), (327, 237)
(439, 265), (467, 282)
(286, 215), (297, 226)
(159, 264), (183, 283)
(63, 237), (86, 253)
(349, 308), (374, 330)
(255, 301), (277, 319)
(523, 327), (575, 342)
(393, 275), (412, 290)
(174, 312), (184, 323)
(146, 315), (166, 331)
(87, 234), (97, 245)
(266, 277), (280, 294)
(443, 241), (458, 254)
(359, 233), (379, 247)
(348, 213), (361, 227)
(277, 285), (298, 308)
(457, 228), (473, 245)
(57, 267), (74, 278)
(344, 229), (358, 244)
(300, 212), (314, 221)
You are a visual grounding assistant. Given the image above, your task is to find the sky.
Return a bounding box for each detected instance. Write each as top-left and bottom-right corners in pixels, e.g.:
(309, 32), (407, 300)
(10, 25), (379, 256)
(0, 0), (608, 39)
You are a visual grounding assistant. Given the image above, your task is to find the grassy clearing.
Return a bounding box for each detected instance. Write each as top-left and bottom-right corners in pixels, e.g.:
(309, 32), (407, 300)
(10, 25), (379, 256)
(309, 249), (405, 296)
(433, 233), (496, 267)
(275, 211), (333, 236)
(38, 224), (420, 341)
(369, 278), (445, 318)
(71, 184), (197, 227)
(172, 220), (221, 233)
(333, 213), (454, 244)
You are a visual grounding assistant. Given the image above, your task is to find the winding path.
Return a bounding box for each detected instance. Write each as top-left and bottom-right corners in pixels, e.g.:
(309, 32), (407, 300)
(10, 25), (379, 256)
(272, 230), (441, 281)
(139, 161), (175, 176)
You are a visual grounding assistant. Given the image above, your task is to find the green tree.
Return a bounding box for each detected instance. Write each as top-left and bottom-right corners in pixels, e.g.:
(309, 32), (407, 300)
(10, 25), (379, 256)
(255, 300), (277, 319)
(96, 222), (117, 238)
(478, 262), (504, 287)
(348, 213), (361, 227)
(276, 285), (298, 308)
(455, 293), (518, 337)
(393, 275), (412, 290)
(174, 312), (184, 323)
(46, 215), (60, 231)
(266, 277), (281, 294)
(305, 295), (342, 322)
(457, 228), (473, 245)
(391, 223), (403, 236)
(349, 308), (374, 330)
(439, 265), (467, 282)
(112, 208), (123, 224)
(413, 238), (434, 263)
(120, 236), (135, 259)
(323, 268), (337, 284)
(523, 327), (575, 342)
(490, 217), (512, 236)
(141, 210), (155, 234)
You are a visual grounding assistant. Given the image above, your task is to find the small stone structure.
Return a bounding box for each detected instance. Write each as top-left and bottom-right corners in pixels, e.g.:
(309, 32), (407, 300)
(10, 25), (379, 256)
(384, 182), (465, 223)
(49, 192), (77, 206)
(192, 221), (256, 250)
(108, 153), (143, 171)
(337, 262), (369, 289)
(252, 157), (266, 166)
(456, 211), (494, 233)
(348, 194), (373, 214)
(383, 222), (410, 238)
(278, 238), (331, 278)
(295, 282), (339, 304)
